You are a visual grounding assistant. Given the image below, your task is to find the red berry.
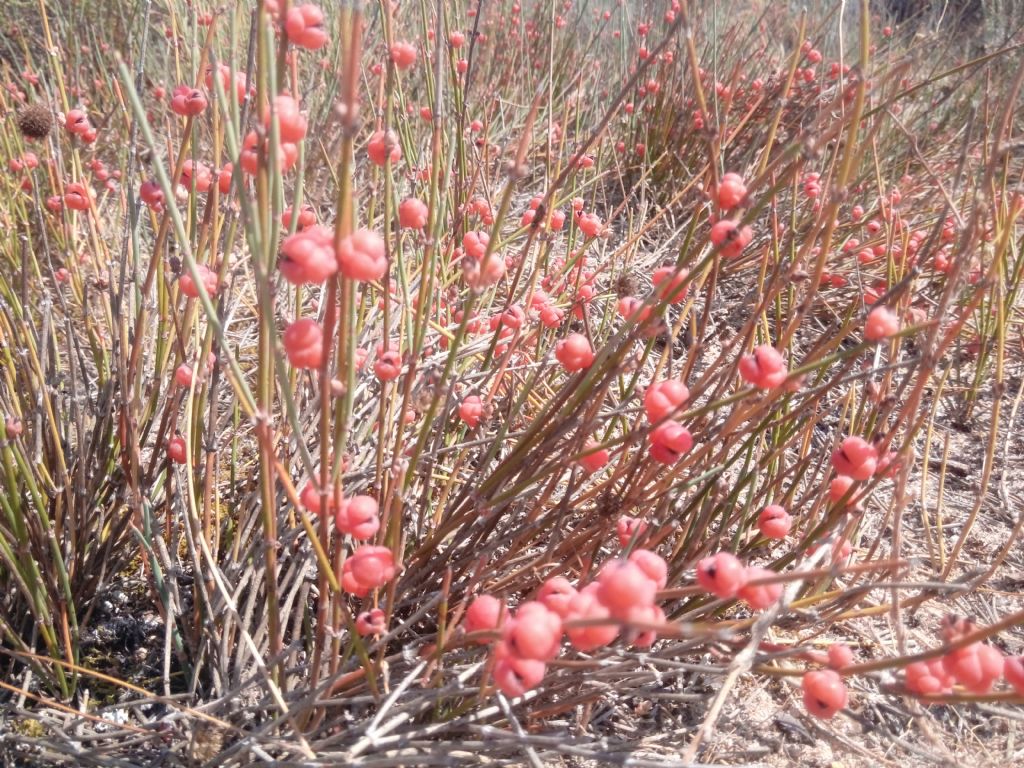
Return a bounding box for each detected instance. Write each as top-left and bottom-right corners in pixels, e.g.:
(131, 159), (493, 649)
(757, 504), (792, 539)
(565, 585), (620, 651)
(577, 212), (602, 237)
(398, 197), (428, 229)
(738, 345), (787, 388)
(374, 349), (402, 381)
(282, 205), (317, 231)
(279, 225), (337, 285)
(344, 546), (396, 592)
(285, 4), (328, 49)
(643, 379), (690, 423)
(865, 305), (900, 341)
(174, 364), (194, 388)
(696, 552), (747, 599)
(827, 643), (854, 670)
(170, 85), (207, 116)
(905, 658), (954, 695)
(831, 436), (878, 481)
(179, 264), (219, 299)
(628, 549), (668, 589)
(596, 559), (656, 618)
(458, 395), (484, 427)
(802, 669), (848, 718)
(710, 219), (753, 257)
(616, 516), (648, 548)
(367, 129), (401, 166)
(167, 436), (187, 464)
(263, 94), (307, 142)
(63, 182), (93, 211)
(537, 577), (577, 618)
(389, 41), (418, 70)
(337, 229), (387, 282)
(652, 266), (690, 303)
(648, 421), (693, 464)
(716, 172), (747, 210)
(282, 318), (324, 369)
(503, 601), (562, 661)
(1003, 656), (1024, 694)
(578, 441), (609, 473)
(737, 566), (782, 610)
(464, 594), (505, 639)
(139, 179), (165, 209)
(334, 495), (380, 540)
(492, 645), (546, 697)
(554, 333), (594, 372)
(629, 603), (665, 648)
(355, 608), (386, 636)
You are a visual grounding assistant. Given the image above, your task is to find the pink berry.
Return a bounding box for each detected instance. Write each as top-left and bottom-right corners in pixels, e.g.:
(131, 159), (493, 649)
(738, 345), (787, 388)
(554, 333), (594, 372)
(337, 229), (387, 282)
(503, 601), (562, 661)
(179, 264), (219, 299)
(537, 577), (577, 618)
(565, 585), (620, 651)
(827, 643), (855, 670)
(389, 41), (417, 70)
(334, 495), (380, 540)
(831, 436), (878, 481)
(737, 566), (782, 610)
(628, 549), (668, 589)
(802, 669), (848, 718)
(282, 318), (324, 369)
(356, 608), (386, 636)
(757, 504), (792, 539)
(643, 380), (690, 423)
(492, 645), (546, 697)
(648, 421), (693, 464)
(716, 172), (747, 210)
(398, 197), (428, 229)
(285, 4), (328, 49)
(464, 594), (505, 639)
(279, 225), (338, 285)
(695, 552), (748, 599)
(865, 305), (900, 341)
(596, 559), (656, 618)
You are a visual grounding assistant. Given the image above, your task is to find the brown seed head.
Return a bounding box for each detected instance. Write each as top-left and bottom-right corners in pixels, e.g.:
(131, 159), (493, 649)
(16, 103), (52, 140)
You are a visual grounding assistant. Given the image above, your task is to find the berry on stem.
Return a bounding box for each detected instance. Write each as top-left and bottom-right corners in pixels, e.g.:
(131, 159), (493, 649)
(802, 669), (848, 718)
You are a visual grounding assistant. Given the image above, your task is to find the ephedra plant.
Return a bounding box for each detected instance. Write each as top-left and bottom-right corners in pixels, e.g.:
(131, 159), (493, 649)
(0, 0), (1022, 764)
